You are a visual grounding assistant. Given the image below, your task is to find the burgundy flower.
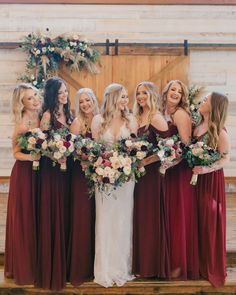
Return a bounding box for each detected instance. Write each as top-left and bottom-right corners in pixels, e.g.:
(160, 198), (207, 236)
(173, 144), (178, 150)
(63, 141), (71, 148)
(37, 138), (44, 144)
(103, 177), (110, 184)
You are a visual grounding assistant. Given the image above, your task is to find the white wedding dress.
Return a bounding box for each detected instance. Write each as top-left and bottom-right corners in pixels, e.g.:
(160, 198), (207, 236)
(94, 124), (135, 288)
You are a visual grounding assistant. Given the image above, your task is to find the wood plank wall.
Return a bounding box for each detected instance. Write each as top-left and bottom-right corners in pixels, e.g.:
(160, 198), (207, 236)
(0, 4), (236, 177)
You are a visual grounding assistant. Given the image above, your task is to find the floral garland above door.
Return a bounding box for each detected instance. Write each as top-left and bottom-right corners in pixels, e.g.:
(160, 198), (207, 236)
(19, 31), (100, 89)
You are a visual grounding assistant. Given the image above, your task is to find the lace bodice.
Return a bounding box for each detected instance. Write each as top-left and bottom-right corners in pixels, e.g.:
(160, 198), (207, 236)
(100, 125), (132, 145)
(92, 114), (138, 145)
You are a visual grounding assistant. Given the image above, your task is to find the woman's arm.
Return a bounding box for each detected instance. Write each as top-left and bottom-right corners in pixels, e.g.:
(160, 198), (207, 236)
(173, 109), (192, 144)
(40, 111), (51, 131)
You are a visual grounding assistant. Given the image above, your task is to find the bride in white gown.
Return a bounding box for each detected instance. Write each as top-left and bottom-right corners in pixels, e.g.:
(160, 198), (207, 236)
(91, 83), (138, 288)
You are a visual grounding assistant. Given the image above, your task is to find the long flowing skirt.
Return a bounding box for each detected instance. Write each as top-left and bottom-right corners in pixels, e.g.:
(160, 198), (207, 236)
(36, 157), (71, 291)
(67, 161), (95, 286)
(133, 162), (170, 278)
(165, 161), (199, 279)
(195, 169), (226, 287)
(94, 180), (135, 287)
(5, 160), (37, 285)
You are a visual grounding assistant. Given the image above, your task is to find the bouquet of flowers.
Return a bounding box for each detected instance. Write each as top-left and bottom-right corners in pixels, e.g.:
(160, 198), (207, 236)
(43, 127), (76, 171)
(87, 149), (134, 196)
(155, 135), (183, 175)
(17, 128), (47, 170)
(115, 133), (153, 179)
(183, 140), (221, 185)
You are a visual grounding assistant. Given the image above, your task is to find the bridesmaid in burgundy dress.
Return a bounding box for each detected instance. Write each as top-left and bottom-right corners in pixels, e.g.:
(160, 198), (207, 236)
(5, 83), (41, 284)
(132, 81), (170, 279)
(67, 88), (99, 286)
(160, 80), (199, 280)
(36, 77), (73, 290)
(193, 92), (229, 287)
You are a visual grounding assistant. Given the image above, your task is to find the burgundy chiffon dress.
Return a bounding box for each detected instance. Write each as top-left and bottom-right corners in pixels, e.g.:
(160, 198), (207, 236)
(133, 124), (170, 278)
(67, 132), (95, 286)
(195, 133), (226, 287)
(5, 151), (37, 285)
(36, 121), (72, 291)
(165, 122), (199, 280)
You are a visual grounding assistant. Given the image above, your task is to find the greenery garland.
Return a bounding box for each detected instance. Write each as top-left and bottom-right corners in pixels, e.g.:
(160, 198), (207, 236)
(19, 31), (100, 89)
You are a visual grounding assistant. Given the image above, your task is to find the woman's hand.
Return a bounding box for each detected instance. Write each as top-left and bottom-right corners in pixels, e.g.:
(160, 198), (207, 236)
(192, 165), (211, 175)
(30, 153), (41, 161)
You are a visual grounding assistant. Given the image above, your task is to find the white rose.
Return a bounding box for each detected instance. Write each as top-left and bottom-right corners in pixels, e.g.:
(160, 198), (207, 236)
(42, 141), (48, 150)
(136, 151), (146, 160)
(197, 141), (204, 148)
(56, 141), (63, 148)
(95, 167), (104, 176)
(123, 166), (131, 175)
(157, 150), (165, 159)
(165, 139), (174, 147)
(139, 167), (145, 173)
(54, 134), (61, 141)
(36, 49), (41, 55)
(190, 104), (195, 111)
(28, 137), (36, 144)
(94, 157), (103, 167)
(68, 144), (74, 153)
(54, 151), (62, 160)
(59, 146), (67, 154)
(38, 132), (46, 140)
(42, 47), (47, 53)
(27, 143), (33, 150)
(125, 140), (133, 148)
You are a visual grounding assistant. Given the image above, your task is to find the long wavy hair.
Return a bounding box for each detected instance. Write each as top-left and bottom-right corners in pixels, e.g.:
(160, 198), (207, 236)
(42, 76), (73, 128)
(99, 83), (131, 137)
(74, 88), (100, 134)
(160, 80), (190, 116)
(207, 92), (228, 148)
(12, 83), (40, 123)
(133, 81), (160, 123)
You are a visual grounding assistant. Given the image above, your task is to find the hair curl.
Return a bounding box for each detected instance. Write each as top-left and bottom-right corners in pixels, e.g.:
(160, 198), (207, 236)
(207, 92), (228, 148)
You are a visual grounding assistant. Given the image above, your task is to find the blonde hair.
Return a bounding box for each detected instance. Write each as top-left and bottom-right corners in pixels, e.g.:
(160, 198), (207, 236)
(160, 80), (190, 116)
(74, 88), (99, 134)
(208, 92), (228, 148)
(133, 81), (160, 123)
(100, 83), (130, 136)
(12, 83), (40, 123)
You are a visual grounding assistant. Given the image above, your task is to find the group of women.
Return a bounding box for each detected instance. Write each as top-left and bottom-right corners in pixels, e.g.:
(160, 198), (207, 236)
(4, 76), (230, 291)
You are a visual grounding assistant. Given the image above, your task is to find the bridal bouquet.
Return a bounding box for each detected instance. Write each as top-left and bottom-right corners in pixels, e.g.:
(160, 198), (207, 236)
(183, 140), (221, 185)
(82, 148), (135, 196)
(116, 133), (153, 179)
(155, 134), (183, 175)
(44, 127), (76, 171)
(17, 128), (47, 170)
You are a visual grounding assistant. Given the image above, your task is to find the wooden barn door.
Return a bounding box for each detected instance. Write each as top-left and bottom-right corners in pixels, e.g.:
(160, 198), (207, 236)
(59, 54), (189, 109)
